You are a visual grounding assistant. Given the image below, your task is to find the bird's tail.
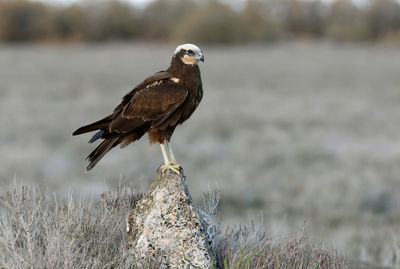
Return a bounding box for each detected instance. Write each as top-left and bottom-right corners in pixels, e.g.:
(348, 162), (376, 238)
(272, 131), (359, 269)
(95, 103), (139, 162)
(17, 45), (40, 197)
(72, 116), (111, 136)
(86, 137), (120, 171)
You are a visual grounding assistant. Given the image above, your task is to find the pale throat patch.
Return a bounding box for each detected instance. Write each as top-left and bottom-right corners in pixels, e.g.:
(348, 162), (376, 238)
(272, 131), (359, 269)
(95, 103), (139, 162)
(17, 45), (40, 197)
(181, 55), (198, 65)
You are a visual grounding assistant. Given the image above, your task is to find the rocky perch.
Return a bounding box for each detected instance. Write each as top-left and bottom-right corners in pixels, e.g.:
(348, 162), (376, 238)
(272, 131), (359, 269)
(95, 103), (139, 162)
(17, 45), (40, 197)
(126, 169), (216, 268)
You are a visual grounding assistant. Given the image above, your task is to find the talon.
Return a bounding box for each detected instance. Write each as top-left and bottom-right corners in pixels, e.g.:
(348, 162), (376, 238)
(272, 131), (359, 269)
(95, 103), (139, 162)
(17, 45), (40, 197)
(170, 161), (181, 170)
(169, 166), (181, 174)
(170, 162), (182, 174)
(159, 163), (181, 174)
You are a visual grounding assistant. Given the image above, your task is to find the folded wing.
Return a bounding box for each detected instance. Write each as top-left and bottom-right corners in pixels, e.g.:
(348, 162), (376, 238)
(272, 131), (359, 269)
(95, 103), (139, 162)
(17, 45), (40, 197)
(109, 79), (188, 134)
(72, 72), (188, 171)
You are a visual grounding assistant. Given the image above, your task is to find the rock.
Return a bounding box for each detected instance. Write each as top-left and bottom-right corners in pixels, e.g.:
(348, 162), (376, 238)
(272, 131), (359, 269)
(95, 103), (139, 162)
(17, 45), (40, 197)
(126, 169), (216, 268)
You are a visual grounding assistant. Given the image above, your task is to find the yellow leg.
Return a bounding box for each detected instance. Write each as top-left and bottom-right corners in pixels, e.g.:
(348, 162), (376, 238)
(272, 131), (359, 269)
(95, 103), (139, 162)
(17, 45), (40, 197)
(160, 143), (169, 165)
(166, 141), (181, 171)
(159, 142), (180, 174)
(166, 140), (176, 163)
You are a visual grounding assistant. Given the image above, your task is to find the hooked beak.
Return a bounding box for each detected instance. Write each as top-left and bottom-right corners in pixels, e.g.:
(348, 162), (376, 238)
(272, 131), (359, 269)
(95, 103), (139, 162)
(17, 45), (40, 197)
(195, 54), (204, 63)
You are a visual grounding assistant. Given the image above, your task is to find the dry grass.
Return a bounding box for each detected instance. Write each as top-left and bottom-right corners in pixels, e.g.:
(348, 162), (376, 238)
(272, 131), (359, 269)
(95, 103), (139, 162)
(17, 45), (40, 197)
(0, 183), (347, 269)
(0, 183), (140, 268)
(215, 222), (348, 269)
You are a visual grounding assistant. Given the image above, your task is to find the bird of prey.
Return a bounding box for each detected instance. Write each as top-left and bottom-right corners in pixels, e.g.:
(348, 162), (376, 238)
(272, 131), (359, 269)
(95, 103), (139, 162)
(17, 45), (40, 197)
(73, 44), (204, 173)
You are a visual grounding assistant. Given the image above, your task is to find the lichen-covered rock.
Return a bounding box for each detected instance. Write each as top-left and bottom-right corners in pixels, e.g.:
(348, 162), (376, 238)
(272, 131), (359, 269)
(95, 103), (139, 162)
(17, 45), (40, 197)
(126, 169), (215, 268)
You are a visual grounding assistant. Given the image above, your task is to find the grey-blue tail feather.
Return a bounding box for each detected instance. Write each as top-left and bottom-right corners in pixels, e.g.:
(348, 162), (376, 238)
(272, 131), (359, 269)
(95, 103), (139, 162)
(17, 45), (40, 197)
(89, 130), (103, 143)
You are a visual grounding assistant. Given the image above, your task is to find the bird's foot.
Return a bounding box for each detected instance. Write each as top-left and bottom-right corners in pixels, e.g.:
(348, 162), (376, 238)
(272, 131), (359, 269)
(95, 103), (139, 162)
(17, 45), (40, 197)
(158, 162), (181, 174)
(170, 161), (182, 172)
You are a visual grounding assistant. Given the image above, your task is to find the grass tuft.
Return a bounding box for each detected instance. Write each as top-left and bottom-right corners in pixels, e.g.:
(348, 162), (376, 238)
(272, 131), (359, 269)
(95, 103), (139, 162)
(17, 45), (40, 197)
(0, 183), (348, 268)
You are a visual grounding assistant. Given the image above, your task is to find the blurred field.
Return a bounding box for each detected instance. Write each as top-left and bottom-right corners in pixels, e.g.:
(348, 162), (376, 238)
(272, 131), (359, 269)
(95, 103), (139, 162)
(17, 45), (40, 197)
(1, 42), (400, 266)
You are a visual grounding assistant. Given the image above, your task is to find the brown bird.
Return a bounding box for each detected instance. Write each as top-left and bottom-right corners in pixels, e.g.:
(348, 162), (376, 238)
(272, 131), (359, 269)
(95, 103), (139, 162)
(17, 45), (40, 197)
(73, 44), (204, 172)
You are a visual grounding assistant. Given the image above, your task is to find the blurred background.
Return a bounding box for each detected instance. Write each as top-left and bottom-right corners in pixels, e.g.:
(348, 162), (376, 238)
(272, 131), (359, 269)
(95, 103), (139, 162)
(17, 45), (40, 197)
(1, 0), (400, 266)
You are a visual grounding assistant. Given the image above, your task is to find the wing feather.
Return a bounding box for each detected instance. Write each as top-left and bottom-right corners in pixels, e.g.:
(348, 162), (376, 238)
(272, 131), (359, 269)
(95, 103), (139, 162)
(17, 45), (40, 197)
(112, 71), (173, 113)
(109, 79), (188, 133)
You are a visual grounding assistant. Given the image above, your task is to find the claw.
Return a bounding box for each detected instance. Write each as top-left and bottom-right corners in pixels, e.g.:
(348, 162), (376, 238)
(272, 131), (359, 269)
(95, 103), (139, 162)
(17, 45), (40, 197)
(159, 162), (181, 174)
(170, 161), (181, 170)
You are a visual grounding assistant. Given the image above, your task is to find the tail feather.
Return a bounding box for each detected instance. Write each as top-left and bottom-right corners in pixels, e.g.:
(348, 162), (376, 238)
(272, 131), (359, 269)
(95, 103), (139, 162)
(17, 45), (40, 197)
(86, 138), (120, 171)
(72, 116), (111, 136)
(89, 130), (103, 143)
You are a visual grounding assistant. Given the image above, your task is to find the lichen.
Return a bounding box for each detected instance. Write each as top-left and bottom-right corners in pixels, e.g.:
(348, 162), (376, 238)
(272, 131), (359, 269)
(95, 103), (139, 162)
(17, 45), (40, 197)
(126, 170), (215, 268)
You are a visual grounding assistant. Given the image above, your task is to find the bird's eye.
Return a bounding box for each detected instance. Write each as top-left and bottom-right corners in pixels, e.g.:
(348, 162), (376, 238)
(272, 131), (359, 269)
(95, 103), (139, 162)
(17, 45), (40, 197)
(188, 49), (193, 54)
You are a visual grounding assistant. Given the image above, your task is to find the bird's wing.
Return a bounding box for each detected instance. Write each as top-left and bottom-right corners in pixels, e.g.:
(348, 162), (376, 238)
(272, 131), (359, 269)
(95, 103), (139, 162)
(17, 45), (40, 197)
(108, 79), (188, 133)
(113, 71), (173, 112)
(73, 71), (174, 136)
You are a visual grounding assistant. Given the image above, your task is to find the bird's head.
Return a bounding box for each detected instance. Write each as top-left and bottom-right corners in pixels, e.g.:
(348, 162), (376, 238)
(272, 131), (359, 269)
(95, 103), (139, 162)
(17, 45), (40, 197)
(174, 44), (204, 65)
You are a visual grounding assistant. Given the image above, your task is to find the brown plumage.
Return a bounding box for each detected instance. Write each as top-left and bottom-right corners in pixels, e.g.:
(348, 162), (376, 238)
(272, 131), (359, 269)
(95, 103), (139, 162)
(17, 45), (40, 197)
(73, 44), (204, 171)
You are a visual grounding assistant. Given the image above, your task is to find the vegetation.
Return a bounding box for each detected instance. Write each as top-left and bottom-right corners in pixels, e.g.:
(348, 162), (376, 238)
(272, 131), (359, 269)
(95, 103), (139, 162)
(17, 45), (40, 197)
(0, 183), (348, 268)
(0, 0), (400, 43)
(1, 43), (399, 267)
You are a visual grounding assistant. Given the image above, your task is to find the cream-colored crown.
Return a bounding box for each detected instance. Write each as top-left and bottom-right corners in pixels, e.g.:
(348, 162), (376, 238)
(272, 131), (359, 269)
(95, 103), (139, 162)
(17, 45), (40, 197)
(174, 43), (202, 55)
